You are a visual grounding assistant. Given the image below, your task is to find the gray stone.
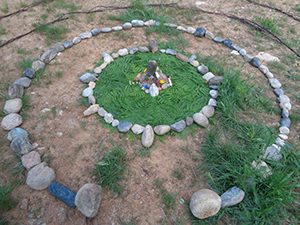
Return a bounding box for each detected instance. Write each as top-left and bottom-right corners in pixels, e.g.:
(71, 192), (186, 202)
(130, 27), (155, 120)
(250, 57), (261, 68)
(193, 112), (209, 128)
(209, 85), (219, 90)
(79, 72), (97, 83)
(258, 65), (269, 74)
(72, 37), (81, 44)
(128, 46), (138, 54)
(103, 53), (114, 63)
(222, 39), (233, 49)
(82, 87), (93, 97)
(208, 98), (217, 107)
(275, 137), (285, 147)
(14, 77), (31, 88)
(263, 145), (282, 161)
(239, 49), (247, 56)
(171, 120), (186, 132)
(265, 71), (274, 78)
(26, 162), (55, 190)
(21, 151), (41, 170)
(208, 76), (223, 86)
(188, 54), (197, 63)
(83, 105), (100, 116)
(112, 25), (123, 31)
(194, 27), (206, 37)
(100, 27), (112, 33)
(141, 125), (154, 148)
(197, 65), (209, 75)
(232, 44), (242, 52)
(220, 186), (245, 208)
(75, 183), (102, 218)
(131, 19), (144, 27)
(98, 107), (107, 117)
(279, 126), (289, 135)
(8, 84), (24, 99)
(1, 113), (23, 130)
(122, 22), (132, 30)
(111, 53), (119, 58)
(51, 42), (64, 52)
(104, 113), (113, 124)
(269, 78), (281, 89)
(79, 31), (92, 39)
(280, 117), (291, 128)
(201, 105), (215, 118)
(4, 98), (22, 114)
(166, 49), (176, 55)
(209, 90), (218, 99)
(202, 72), (215, 82)
(112, 119), (119, 127)
(32, 60), (45, 71)
(213, 37), (224, 43)
(23, 68), (35, 79)
(131, 124), (144, 135)
(145, 19), (156, 26)
(186, 117), (194, 126)
(7, 127), (29, 141)
(138, 46), (149, 52)
(154, 125), (171, 135)
(40, 48), (57, 63)
(118, 48), (129, 56)
(88, 95), (96, 105)
(117, 121), (132, 133)
(91, 28), (101, 36)
(190, 189), (221, 219)
(10, 136), (33, 155)
(63, 40), (73, 49)
(281, 109), (289, 118)
(273, 88), (284, 97)
(243, 54), (253, 62)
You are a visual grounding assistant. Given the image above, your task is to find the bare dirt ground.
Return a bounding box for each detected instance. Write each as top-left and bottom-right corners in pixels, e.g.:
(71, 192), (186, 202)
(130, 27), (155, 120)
(0, 0), (299, 225)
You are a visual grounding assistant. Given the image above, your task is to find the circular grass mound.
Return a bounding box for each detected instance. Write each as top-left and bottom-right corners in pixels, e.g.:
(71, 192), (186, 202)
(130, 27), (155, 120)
(94, 52), (210, 126)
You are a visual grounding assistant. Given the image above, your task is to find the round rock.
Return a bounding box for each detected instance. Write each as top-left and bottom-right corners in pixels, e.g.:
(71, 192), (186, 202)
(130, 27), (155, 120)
(21, 151), (41, 170)
(7, 127), (29, 141)
(193, 112), (209, 128)
(10, 136), (34, 155)
(117, 121), (132, 133)
(8, 84), (24, 99)
(171, 120), (186, 132)
(189, 189), (221, 219)
(201, 106), (215, 118)
(75, 183), (102, 218)
(131, 124), (145, 135)
(1, 113), (23, 130)
(154, 125), (171, 135)
(112, 119), (119, 127)
(82, 87), (93, 97)
(141, 125), (154, 148)
(26, 162), (55, 190)
(104, 113), (113, 124)
(4, 98), (22, 114)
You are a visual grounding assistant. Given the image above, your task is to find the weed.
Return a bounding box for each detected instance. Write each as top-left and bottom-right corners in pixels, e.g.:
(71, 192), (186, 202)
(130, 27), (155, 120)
(0, 184), (16, 212)
(0, 1), (9, 14)
(52, 0), (79, 12)
(34, 23), (69, 44)
(254, 17), (280, 34)
(20, 94), (31, 120)
(295, 3), (300, 13)
(18, 58), (33, 70)
(154, 179), (176, 210)
(40, 14), (48, 21)
(0, 26), (6, 36)
(158, 35), (189, 50)
(54, 71), (64, 78)
(171, 168), (184, 180)
(137, 147), (151, 157)
(94, 147), (127, 195)
(17, 48), (30, 55)
(86, 13), (96, 23)
(33, 69), (45, 84)
(77, 97), (89, 107)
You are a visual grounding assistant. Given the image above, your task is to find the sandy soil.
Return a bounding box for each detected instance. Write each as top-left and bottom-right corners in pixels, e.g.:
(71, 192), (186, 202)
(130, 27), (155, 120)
(0, 0), (299, 225)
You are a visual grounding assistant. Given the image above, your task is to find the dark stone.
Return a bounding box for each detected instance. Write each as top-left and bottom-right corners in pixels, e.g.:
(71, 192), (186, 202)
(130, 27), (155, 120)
(10, 136), (33, 155)
(48, 181), (76, 208)
(273, 88), (284, 97)
(91, 28), (101, 36)
(280, 117), (291, 128)
(23, 68), (35, 79)
(117, 121), (133, 133)
(8, 84), (24, 99)
(281, 109), (289, 118)
(222, 39), (233, 49)
(63, 40), (73, 49)
(249, 57), (261, 68)
(213, 37), (224, 43)
(208, 76), (223, 86)
(194, 27), (206, 37)
(209, 85), (219, 90)
(171, 120), (186, 132)
(7, 127), (29, 141)
(14, 77), (31, 88)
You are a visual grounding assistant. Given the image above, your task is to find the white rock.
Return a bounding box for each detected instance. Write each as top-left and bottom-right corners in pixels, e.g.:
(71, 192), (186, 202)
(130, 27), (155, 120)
(112, 26), (122, 31)
(256, 52), (280, 63)
(149, 84), (159, 97)
(177, 26), (186, 32)
(259, 65), (269, 74)
(1, 113), (23, 130)
(202, 72), (215, 82)
(26, 162), (55, 190)
(98, 107), (107, 117)
(209, 90), (218, 98)
(131, 124), (145, 135)
(112, 119), (119, 127)
(144, 19), (156, 26)
(4, 98), (22, 114)
(89, 81), (96, 89)
(118, 48), (129, 56)
(193, 112), (209, 127)
(104, 113), (113, 124)
(279, 126), (289, 135)
(94, 66), (102, 74)
(201, 105), (215, 118)
(21, 151), (41, 170)
(83, 104), (100, 116)
(82, 87), (93, 97)
(231, 50), (239, 55)
(186, 26), (196, 34)
(154, 125), (171, 135)
(251, 160), (272, 178)
(141, 125), (154, 148)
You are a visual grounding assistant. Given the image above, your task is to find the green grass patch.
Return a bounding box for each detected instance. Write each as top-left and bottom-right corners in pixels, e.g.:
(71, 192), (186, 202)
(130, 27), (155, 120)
(0, 1), (9, 14)
(295, 3), (300, 13)
(254, 17), (280, 34)
(52, 0), (79, 12)
(0, 26), (6, 36)
(0, 184), (16, 212)
(34, 23), (69, 44)
(154, 179), (176, 210)
(18, 58), (33, 70)
(94, 52), (209, 126)
(94, 147), (127, 195)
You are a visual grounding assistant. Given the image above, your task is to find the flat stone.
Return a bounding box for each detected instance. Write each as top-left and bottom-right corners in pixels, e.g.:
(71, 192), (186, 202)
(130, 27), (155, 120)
(197, 65), (209, 75)
(194, 27), (206, 37)
(208, 76), (223, 86)
(278, 95), (290, 104)
(256, 52), (280, 63)
(75, 183), (102, 218)
(26, 162), (55, 190)
(279, 101), (292, 111)
(279, 126), (289, 135)
(111, 119), (119, 127)
(154, 125), (171, 135)
(171, 120), (186, 132)
(164, 23), (177, 28)
(89, 81), (96, 89)
(220, 186), (245, 208)
(48, 181), (76, 208)
(103, 54), (114, 64)
(91, 28), (101, 36)
(117, 121), (132, 133)
(32, 60), (45, 71)
(201, 105), (215, 118)
(1, 113), (23, 130)
(40, 48), (57, 63)
(190, 60), (200, 67)
(279, 134), (288, 140)
(104, 113), (113, 124)
(63, 40), (73, 49)
(80, 31), (92, 39)
(23, 68), (35, 79)
(280, 117), (291, 128)
(98, 107), (107, 117)
(141, 125), (154, 148)
(122, 22), (132, 30)
(10, 136), (33, 155)
(209, 90), (218, 98)
(223, 39), (233, 49)
(166, 49), (177, 55)
(208, 98), (217, 107)
(186, 117), (194, 126)
(83, 104), (100, 116)
(7, 127), (29, 141)
(131, 124), (145, 135)
(88, 95), (96, 105)
(263, 145), (282, 161)
(72, 37), (81, 44)
(275, 137), (285, 147)
(213, 37), (224, 43)
(82, 87), (93, 97)
(14, 77), (31, 88)
(193, 112), (209, 128)
(79, 72), (97, 83)
(269, 78), (281, 89)
(239, 49), (247, 56)
(8, 84), (24, 99)
(138, 46), (149, 52)
(210, 85), (219, 90)
(251, 160), (272, 178)
(4, 98), (22, 114)
(118, 48), (129, 56)
(176, 53), (189, 62)
(202, 72), (215, 82)
(100, 27), (112, 33)
(273, 88), (284, 96)
(145, 19), (156, 26)
(112, 25), (122, 31)
(111, 52), (119, 58)
(94, 66), (102, 74)
(21, 151), (41, 170)
(250, 57), (261, 68)
(189, 189), (221, 219)
(131, 19), (144, 27)
(51, 42), (64, 52)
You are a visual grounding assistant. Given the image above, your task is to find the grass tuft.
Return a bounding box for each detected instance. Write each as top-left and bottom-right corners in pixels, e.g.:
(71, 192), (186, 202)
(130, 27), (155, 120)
(254, 17), (280, 34)
(34, 23), (69, 44)
(0, 184), (16, 212)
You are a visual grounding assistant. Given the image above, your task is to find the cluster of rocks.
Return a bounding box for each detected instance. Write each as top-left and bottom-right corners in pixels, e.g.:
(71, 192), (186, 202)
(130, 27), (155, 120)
(1, 18), (292, 220)
(81, 46), (221, 149)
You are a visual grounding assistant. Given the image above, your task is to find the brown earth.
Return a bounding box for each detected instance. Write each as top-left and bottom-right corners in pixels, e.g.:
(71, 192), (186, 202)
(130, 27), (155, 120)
(0, 0), (299, 225)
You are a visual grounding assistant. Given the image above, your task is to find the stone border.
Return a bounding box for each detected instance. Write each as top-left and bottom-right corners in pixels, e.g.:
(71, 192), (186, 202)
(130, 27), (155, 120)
(80, 46), (221, 148)
(0, 18), (292, 219)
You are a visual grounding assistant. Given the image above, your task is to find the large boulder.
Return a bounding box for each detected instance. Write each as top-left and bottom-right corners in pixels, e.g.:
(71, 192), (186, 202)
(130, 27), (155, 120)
(26, 163), (55, 190)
